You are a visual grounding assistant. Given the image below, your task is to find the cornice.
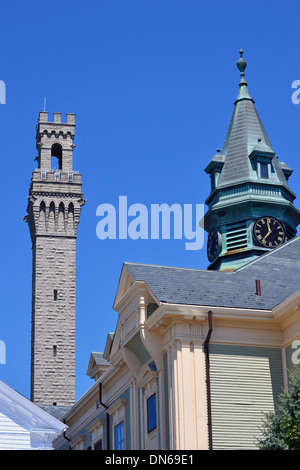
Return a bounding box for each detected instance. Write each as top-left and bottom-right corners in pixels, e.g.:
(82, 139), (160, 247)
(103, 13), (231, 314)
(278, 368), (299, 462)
(69, 433), (86, 448)
(85, 418), (105, 433)
(28, 190), (84, 199)
(114, 280), (158, 315)
(107, 398), (127, 416)
(205, 179), (296, 208)
(146, 302), (273, 332)
(272, 289), (300, 324)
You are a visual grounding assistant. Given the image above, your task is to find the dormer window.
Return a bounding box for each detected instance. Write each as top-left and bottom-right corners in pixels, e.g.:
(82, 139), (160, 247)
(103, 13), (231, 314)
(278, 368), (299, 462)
(249, 140), (275, 182)
(260, 162), (269, 179)
(211, 173), (216, 191)
(204, 150), (225, 194)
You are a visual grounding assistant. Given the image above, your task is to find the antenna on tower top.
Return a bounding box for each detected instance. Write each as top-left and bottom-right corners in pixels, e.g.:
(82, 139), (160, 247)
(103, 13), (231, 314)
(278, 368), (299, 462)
(43, 97), (47, 112)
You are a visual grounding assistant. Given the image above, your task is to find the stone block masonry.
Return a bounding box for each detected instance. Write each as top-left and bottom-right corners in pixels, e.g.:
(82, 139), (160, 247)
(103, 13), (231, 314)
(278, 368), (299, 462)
(31, 236), (77, 406)
(26, 112), (84, 407)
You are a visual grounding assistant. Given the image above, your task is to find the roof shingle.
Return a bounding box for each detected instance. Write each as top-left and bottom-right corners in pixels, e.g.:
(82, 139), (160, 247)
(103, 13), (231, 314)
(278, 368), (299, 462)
(124, 236), (300, 311)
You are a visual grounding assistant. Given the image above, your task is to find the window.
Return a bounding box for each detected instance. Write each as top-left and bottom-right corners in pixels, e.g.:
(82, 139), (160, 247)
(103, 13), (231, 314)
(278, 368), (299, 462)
(54, 289), (58, 301)
(53, 345), (57, 357)
(210, 174), (216, 192)
(94, 440), (102, 450)
(114, 421), (124, 450)
(86, 418), (105, 450)
(68, 202), (74, 217)
(40, 201), (46, 213)
(260, 162), (269, 179)
(107, 397), (127, 450)
(137, 363), (159, 449)
(147, 394), (157, 433)
(51, 143), (62, 170)
(49, 201), (55, 214)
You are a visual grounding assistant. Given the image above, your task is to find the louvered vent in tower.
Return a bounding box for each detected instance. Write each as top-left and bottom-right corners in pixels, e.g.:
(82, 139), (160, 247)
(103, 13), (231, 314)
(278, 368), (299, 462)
(226, 221), (247, 251)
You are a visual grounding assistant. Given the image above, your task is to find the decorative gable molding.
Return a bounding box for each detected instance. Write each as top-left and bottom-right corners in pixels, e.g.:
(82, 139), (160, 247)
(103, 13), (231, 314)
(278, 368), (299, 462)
(0, 380), (67, 450)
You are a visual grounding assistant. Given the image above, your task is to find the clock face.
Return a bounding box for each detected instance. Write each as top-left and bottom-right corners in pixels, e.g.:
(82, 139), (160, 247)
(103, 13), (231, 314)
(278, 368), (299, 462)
(207, 228), (222, 262)
(253, 217), (285, 248)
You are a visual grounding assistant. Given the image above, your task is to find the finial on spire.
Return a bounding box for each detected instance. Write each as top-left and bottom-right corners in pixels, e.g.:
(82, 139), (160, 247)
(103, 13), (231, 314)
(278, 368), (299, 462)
(236, 49), (247, 86)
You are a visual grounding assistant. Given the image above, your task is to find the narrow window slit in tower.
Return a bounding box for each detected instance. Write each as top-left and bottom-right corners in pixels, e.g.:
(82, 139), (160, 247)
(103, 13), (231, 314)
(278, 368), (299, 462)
(53, 345), (57, 357)
(54, 289), (58, 301)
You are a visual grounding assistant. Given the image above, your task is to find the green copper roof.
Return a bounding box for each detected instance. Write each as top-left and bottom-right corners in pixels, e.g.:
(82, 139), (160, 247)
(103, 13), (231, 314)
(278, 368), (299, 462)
(217, 50), (289, 188)
(203, 50), (299, 272)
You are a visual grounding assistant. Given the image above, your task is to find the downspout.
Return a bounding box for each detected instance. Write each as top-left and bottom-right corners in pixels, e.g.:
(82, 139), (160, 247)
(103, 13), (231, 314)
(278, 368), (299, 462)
(99, 382), (110, 450)
(203, 310), (213, 450)
(63, 419), (72, 450)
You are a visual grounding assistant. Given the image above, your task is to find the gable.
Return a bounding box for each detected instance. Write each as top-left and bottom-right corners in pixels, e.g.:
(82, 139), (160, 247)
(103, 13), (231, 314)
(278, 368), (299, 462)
(0, 380), (67, 450)
(113, 263), (134, 309)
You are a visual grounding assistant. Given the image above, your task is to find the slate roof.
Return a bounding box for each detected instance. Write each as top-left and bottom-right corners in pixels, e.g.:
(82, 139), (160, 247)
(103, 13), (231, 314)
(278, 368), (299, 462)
(89, 352), (111, 366)
(219, 87), (272, 187)
(124, 235), (300, 311)
(216, 55), (290, 190)
(39, 405), (71, 421)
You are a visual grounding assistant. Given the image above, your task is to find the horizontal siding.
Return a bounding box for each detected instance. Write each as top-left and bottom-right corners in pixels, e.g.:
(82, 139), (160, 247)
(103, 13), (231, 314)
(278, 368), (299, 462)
(209, 344), (284, 450)
(163, 352), (170, 450)
(0, 432), (32, 450)
(124, 388), (131, 449)
(0, 412), (31, 449)
(126, 333), (151, 365)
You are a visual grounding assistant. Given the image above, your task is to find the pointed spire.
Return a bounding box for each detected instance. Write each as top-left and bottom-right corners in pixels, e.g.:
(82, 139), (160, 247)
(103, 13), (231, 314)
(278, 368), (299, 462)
(235, 49), (254, 104)
(217, 49), (275, 187)
(214, 49), (293, 190)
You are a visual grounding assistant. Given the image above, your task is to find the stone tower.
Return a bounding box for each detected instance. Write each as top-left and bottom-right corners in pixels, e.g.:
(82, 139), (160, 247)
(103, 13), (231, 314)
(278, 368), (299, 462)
(25, 111), (84, 407)
(204, 50), (300, 271)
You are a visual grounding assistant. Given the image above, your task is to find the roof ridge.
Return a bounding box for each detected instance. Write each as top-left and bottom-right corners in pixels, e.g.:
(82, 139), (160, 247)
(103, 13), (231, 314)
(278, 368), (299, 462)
(124, 261), (225, 273)
(234, 234), (300, 272)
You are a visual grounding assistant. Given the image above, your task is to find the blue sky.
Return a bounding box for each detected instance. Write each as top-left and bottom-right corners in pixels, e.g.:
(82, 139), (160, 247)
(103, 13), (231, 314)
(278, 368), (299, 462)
(1, 0), (300, 401)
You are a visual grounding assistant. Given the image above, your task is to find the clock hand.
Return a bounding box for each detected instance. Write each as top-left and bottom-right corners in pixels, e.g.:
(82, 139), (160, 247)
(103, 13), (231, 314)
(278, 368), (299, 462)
(266, 220), (272, 235)
(262, 228), (272, 244)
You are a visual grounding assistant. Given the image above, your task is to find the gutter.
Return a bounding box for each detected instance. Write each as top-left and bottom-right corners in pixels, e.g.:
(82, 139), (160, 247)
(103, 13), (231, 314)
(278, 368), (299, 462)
(203, 310), (213, 450)
(99, 382), (110, 450)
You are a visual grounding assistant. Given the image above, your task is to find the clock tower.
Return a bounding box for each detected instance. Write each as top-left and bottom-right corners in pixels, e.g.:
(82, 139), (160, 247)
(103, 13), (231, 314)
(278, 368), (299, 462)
(204, 50), (300, 271)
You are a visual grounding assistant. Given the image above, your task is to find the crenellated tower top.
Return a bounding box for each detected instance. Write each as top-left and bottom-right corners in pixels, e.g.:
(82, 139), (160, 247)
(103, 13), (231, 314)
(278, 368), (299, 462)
(36, 111), (76, 173)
